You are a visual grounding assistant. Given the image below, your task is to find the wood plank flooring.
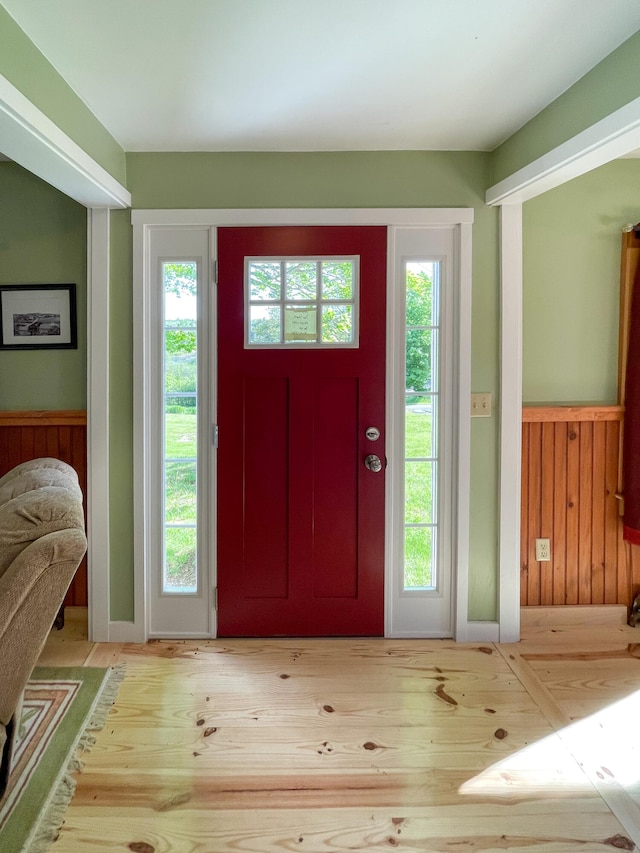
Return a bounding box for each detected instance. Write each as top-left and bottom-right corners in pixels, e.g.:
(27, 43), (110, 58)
(36, 606), (640, 852)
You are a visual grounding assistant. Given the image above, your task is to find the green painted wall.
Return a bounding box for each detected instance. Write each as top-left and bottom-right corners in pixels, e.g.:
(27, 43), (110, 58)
(129, 151), (490, 210)
(0, 6), (126, 186)
(117, 150), (500, 622)
(0, 161), (86, 409)
(491, 30), (640, 186)
(523, 159), (640, 404)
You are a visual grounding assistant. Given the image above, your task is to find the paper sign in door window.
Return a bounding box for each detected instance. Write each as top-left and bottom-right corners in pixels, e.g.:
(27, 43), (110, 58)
(284, 306), (317, 342)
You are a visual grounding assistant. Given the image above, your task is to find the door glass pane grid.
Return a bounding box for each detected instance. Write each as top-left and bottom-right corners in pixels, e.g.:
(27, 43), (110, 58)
(162, 261), (198, 594)
(246, 257), (358, 347)
(404, 261), (439, 591)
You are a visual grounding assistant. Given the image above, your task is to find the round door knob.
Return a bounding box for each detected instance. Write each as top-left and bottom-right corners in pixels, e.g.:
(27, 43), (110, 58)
(364, 454), (383, 473)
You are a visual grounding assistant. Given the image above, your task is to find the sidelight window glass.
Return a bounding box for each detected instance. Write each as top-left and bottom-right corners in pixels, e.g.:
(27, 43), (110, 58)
(162, 261), (198, 593)
(404, 261), (439, 591)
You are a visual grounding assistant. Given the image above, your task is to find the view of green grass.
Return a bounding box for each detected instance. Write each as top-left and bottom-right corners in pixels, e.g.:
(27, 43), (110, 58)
(405, 527), (434, 589)
(164, 525), (197, 591)
(404, 408), (435, 589)
(165, 412), (196, 458)
(164, 460), (196, 523)
(162, 407), (435, 591)
(164, 408), (197, 590)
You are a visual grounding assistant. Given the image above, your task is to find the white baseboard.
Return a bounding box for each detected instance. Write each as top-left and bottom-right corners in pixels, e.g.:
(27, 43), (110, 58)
(108, 621), (146, 643)
(459, 621), (500, 643)
(147, 632), (213, 640)
(105, 620), (504, 644)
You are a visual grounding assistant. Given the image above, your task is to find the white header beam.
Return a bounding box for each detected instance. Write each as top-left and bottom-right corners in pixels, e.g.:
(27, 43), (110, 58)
(0, 74), (130, 209)
(486, 95), (640, 206)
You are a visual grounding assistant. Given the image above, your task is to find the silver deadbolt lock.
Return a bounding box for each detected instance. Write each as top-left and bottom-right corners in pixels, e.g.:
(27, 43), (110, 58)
(364, 454), (383, 473)
(365, 426), (381, 441)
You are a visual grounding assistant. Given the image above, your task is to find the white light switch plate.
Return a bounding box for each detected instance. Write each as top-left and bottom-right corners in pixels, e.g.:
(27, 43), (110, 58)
(471, 392), (492, 417)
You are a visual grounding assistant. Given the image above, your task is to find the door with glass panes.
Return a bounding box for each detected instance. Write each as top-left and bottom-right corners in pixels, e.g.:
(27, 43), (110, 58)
(216, 226), (387, 636)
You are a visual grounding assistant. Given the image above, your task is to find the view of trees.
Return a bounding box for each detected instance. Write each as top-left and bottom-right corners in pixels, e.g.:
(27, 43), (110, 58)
(165, 262), (197, 364)
(406, 264), (433, 397)
(164, 265), (197, 415)
(249, 260), (355, 344)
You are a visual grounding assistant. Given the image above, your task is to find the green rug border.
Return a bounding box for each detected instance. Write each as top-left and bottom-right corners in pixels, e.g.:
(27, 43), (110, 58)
(0, 665), (124, 853)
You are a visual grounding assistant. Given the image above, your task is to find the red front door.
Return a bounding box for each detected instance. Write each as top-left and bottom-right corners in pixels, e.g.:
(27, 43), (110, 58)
(217, 226), (386, 636)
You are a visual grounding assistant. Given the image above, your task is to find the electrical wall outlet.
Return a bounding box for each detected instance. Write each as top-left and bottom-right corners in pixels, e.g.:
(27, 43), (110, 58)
(535, 538), (550, 562)
(471, 392), (492, 417)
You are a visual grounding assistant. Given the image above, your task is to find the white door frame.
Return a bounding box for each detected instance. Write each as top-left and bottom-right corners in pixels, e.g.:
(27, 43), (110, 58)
(130, 208), (474, 641)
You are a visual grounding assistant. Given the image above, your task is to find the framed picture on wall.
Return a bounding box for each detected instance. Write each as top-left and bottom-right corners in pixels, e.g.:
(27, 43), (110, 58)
(0, 284), (77, 350)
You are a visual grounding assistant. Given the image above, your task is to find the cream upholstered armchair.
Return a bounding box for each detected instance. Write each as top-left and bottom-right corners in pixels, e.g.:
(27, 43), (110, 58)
(0, 458), (87, 801)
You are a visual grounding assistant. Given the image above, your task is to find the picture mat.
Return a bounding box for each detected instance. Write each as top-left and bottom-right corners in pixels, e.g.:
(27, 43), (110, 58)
(1, 289), (73, 346)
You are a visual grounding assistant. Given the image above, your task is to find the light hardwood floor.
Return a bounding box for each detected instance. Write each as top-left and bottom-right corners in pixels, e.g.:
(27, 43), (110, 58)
(37, 606), (640, 852)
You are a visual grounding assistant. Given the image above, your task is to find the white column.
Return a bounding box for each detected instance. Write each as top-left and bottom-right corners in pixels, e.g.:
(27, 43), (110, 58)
(87, 208), (111, 641)
(498, 203), (523, 643)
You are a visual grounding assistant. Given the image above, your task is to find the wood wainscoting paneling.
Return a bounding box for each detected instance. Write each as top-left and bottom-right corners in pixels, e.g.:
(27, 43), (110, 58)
(521, 406), (630, 608)
(0, 410), (87, 606)
(521, 235), (640, 614)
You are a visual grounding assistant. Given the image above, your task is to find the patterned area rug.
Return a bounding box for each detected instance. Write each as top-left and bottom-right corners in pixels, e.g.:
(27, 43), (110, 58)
(0, 665), (124, 853)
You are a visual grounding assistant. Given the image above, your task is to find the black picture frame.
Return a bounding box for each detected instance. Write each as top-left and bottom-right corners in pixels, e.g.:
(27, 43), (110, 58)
(0, 284), (77, 350)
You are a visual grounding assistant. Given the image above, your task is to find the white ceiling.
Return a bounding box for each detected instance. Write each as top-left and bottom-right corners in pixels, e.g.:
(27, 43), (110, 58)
(3, 0), (640, 153)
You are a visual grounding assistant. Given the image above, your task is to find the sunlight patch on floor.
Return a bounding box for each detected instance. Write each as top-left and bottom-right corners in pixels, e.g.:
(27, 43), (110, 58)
(460, 688), (640, 798)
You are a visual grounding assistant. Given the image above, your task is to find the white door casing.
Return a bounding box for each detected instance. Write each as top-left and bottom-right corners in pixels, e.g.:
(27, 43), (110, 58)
(132, 209), (474, 640)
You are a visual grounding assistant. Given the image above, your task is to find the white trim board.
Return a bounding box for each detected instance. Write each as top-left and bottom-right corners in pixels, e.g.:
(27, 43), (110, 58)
(486, 95), (640, 205)
(465, 621), (500, 643)
(87, 209), (111, 641)
(131, 217), (149, 642)
(108, 621), (145, 643)
(454, 222), (473, 641)
(498, 204), (522, 644)
(131, 209), (474, 227)
(0, 74), (130, 209)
